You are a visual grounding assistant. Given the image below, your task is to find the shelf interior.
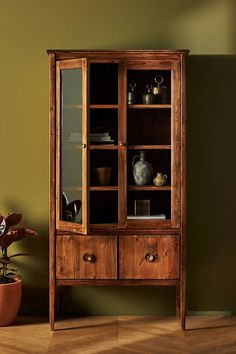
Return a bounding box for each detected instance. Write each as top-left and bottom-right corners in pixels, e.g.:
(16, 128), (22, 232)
(90, 108), (118, 145)
(90, 191), (118, 224)
(90, 149), (118, 186)
(127, 69), (171, 105)
(127, 149), (171, 186)
(127, 190), (171, 219)
(90, 63), (118, 104)
(127, 108), (171, 145)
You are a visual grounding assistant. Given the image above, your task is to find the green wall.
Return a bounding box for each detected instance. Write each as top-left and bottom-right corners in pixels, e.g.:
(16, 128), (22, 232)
(0, 0), (236, 315)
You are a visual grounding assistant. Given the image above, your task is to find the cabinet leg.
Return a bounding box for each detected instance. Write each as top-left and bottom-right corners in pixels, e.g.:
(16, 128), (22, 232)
(180, 279), (186, 330)
(50, 281), (56, 331)
(176, 282), (180, 318)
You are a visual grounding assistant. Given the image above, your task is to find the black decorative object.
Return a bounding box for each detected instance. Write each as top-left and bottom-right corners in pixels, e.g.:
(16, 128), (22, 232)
(62, 192), (81, 222)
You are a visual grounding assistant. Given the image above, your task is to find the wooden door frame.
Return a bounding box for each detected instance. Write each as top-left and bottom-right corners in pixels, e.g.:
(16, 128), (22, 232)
(55, 58), (89, 235)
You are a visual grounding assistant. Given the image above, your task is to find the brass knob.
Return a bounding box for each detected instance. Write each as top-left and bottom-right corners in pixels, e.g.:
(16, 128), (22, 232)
(119, 142), (126, 147)
(82, 143), (86, 148)
(145, 253), (155, 263)
(83, 253), (96, 263)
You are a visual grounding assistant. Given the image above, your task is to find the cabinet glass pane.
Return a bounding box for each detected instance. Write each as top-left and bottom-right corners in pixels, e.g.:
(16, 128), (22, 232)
(127, 69), (172, 222)
(61, 68), (83, 224)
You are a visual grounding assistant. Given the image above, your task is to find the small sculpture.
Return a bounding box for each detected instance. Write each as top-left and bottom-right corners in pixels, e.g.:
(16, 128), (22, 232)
(153, 173), (168, 186)
(127, 82), (137, 104)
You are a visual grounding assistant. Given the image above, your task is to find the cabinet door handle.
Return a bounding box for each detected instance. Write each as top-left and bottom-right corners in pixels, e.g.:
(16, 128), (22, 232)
(82, 143), (86, 148)
(145, 253), (155, 263)
(82, 253), (96, 263)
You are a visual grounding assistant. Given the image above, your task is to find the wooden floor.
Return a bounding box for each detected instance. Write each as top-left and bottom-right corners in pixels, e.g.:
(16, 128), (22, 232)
(1, 316), (236, 354)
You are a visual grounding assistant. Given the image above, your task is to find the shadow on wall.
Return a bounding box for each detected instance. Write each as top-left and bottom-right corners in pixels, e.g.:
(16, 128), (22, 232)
(187, 55), (236, 313)
(4, 55), (236, 316)
(60, 55), (236, 316)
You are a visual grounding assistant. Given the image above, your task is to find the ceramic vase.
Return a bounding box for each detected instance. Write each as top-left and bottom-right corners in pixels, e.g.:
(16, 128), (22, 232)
(132, 151), (153, 185)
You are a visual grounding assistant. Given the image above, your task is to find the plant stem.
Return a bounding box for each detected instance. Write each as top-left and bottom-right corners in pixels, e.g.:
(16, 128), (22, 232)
(2, 248), (8, 282)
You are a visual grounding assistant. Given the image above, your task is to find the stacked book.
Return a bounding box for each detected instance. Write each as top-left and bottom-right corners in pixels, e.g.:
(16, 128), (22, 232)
(66, 132), (114, 145)
(90, 132), (114, 144)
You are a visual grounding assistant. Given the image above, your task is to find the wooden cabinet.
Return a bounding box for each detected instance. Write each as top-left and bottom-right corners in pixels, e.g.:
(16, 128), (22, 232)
(48, 50), (189, 330)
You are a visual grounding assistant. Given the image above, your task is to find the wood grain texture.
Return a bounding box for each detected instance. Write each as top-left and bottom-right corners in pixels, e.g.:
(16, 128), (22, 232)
(171, 60), (181, 229)
(119, 236), (180, 279)
(56, 235), (117, 279)
(127, 60), (172, 70)
(57, 279), (178, 286)
(82, 58), (89, 234)
(180, 54), (187, 330)
(128, 104), (171, 109)
(55, 59), (86, 235)
(2, 316), (236, 352)
(49, 53), (56, 331)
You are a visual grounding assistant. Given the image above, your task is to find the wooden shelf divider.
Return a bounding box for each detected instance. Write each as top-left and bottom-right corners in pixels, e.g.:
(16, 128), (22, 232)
(90, 186), (118, 191)
(89, 104), (118, 109)
(128, 145), (171, 150)
(89, 145), (118, 150)
(128, 104), (171, 109)
(128, 185), (171, 191)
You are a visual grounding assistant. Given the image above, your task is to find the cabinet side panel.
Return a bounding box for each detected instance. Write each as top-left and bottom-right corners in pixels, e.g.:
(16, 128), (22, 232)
(49, 53), (56, 330)
(180, 54), (187, 329)
(171, 60), (181, 228)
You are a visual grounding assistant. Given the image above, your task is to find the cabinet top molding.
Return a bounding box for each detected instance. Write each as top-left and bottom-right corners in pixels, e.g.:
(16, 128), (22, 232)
(47, 49), (189, 54)
(47, 49), (189, 60)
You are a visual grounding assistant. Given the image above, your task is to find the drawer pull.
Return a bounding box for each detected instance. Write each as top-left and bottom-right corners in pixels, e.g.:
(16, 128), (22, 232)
(83, 253), (96, 263)
(145, 253), (155, 263)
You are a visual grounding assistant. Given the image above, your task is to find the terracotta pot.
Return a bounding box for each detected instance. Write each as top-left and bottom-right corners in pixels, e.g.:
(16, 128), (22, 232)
(0, 278), (22, 326)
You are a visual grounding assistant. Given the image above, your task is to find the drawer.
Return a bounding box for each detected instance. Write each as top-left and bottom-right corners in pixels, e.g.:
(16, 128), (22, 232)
(56, 235), (117, 279)
(119, 236), (179, 279)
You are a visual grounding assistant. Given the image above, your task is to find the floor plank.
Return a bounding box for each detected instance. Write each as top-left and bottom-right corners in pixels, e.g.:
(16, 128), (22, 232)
(1, 316), (236, 354)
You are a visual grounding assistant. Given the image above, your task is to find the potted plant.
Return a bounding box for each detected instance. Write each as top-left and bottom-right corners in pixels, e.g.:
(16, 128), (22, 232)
(0, 212), (37, 326)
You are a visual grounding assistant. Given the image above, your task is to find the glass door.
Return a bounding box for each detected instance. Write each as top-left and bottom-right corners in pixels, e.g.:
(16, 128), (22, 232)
(125, 60), (181, 229)
(56, 59), (88, 234)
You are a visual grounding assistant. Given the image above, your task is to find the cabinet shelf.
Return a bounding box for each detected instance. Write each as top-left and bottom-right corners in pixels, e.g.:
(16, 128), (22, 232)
(64, 186), (119, 192)
(128, 145), (171, 150)
(89, 145), (118, 150)
(128, 185), (171, 191)
(90, 186), (118, 191)
(89, 104), (118, 109)
(128, 104), (171, 109)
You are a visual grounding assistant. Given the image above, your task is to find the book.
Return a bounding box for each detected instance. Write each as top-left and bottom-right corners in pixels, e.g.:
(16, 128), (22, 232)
(90, 132), (109, 137)
(90, 136), (113, 142)
(127, 214), (166, 220)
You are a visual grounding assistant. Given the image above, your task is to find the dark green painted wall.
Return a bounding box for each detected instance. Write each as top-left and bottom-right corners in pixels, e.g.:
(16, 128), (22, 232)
(0, 0), (235, 315)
